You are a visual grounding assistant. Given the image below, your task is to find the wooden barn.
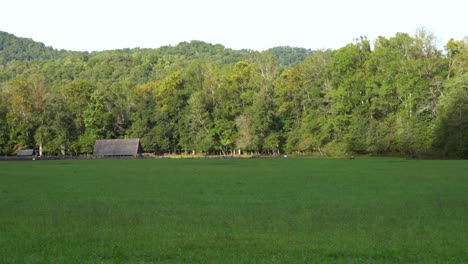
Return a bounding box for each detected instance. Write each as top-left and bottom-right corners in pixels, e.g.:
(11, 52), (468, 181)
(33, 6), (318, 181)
(93, 138), (143, 157)
(17, 149), (34, 156)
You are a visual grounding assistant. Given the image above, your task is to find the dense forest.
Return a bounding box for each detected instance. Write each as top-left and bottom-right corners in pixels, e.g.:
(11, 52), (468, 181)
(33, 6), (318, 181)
(0, 30), (466, 158)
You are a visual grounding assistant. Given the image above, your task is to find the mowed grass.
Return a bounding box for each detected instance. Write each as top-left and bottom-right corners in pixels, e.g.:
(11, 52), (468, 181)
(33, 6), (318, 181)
(0, 158), (467, 264)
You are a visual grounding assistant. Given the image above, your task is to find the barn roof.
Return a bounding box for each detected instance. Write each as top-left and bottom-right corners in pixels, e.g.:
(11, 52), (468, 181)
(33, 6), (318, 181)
(93, 138), (142, 156)
(17, 149), (34, 156)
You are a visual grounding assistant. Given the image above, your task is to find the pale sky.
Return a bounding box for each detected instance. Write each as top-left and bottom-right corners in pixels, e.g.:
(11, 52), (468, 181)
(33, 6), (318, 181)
(0, 0), (466, 51)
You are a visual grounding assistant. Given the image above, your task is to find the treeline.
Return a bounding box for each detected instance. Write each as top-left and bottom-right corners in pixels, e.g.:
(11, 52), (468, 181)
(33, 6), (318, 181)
(0, 31), (75, 64)
(0, 29), (466, 158)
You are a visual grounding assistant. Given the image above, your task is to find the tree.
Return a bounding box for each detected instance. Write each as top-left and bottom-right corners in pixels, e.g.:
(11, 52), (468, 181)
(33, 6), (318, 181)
(223, 61), (254, 111)
(0, 90), (10, 154)
(248, 52), (281, 153)
(179, 90), (215, 154)
(326, 37), (372, 145)
(104, 81), (134, 137)
(150, 72), (188, 153)
(4, 79), (40, 151)
(274, 50), (332, 153)
(446, 37), (468, 78)
(127, 82), (158, 152)
(0, 29), (462, 158)
(235, 114), (257, 153)
(211, 61), (254, 154)
(433, 74), (468, 158)
(79, 89), (113, 154)
(42, 97), (74, 155)
(60, 80), (95, 138)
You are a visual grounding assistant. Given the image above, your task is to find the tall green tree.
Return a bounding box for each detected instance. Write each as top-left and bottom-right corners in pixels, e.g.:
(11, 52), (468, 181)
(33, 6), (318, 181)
(4, 78), (41, 151)
(149, 72), (188, 153)
(79, 90), (113, 154)
(248, 52), (281, 153)
(179, 90), (215, 154)
(0, 90), (10, 154)
(127, 81), (158, 152)
(432, 73), (468, 158)
(60, 80), (95, 138)
(212, 61), (254, 154)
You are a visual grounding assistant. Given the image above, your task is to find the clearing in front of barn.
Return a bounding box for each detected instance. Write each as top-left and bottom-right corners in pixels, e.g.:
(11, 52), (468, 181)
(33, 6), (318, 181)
(0, 158), (467, 263)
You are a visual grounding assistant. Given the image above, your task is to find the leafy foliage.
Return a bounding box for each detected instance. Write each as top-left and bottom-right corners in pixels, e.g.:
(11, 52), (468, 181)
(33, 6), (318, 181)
(0, 31), (75, 65)
(0, 30), (466, 158)
(267, 46), (314, 67)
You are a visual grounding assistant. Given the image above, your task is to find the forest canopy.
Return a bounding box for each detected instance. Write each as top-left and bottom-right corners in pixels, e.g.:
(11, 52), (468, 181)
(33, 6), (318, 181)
(0, 30), (466, 158)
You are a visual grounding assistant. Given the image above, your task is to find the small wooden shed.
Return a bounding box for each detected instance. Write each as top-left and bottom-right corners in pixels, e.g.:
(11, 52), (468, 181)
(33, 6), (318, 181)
(93, 138), (142, 157)
(17, 149), (34, 156)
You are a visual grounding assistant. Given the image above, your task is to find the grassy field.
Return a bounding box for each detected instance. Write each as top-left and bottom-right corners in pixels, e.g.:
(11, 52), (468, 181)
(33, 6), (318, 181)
(0, 158), (467, 263)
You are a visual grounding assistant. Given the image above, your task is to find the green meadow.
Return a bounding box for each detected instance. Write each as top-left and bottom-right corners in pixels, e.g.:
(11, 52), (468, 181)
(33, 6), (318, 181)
(0, 158), (467, 263)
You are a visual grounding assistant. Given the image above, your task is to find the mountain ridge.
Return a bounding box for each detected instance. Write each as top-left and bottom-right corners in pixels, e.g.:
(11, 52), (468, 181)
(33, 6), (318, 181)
(0, 31), (313, 67)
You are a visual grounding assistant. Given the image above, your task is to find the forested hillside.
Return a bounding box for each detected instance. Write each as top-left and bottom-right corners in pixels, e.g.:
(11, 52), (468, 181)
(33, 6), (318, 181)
(0, 31), (76, 64)
(0, 30), (466, 158)
(268, 46), (314, 67)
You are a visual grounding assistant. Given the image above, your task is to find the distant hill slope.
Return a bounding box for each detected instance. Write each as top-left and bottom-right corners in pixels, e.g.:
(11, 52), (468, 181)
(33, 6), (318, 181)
(267, 46), (314, 67)
(0, 31), (313, 66)
(95, 40), (255, 65)
(0, 31), (76, 65)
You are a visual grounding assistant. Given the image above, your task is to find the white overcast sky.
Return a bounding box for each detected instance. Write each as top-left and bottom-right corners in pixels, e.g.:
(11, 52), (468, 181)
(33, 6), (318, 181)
(0, 0), (466, 51)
